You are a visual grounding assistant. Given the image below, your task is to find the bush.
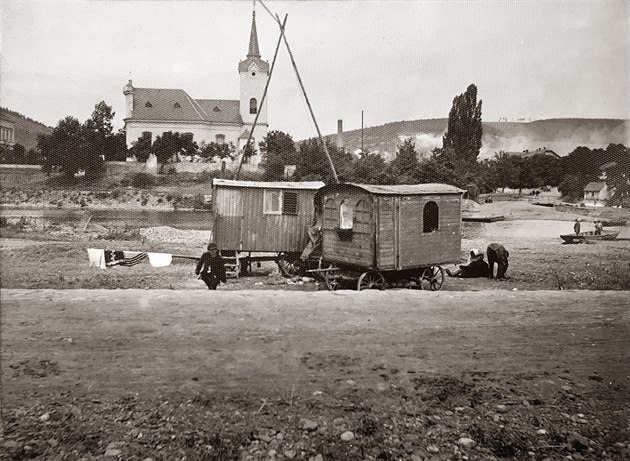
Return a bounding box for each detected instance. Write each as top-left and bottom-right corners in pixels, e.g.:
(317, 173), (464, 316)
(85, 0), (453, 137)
(131, 172), (155, 188)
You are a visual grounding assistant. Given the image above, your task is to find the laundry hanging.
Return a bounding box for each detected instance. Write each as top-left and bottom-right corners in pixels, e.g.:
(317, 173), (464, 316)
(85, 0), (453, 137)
(147, 252), (173, 267)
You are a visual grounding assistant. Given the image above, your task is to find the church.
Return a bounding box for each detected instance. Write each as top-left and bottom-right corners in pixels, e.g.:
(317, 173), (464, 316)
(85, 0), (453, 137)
(122, 9), (269, 168)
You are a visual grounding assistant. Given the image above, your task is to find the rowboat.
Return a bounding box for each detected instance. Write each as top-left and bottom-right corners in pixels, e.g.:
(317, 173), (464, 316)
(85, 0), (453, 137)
(462, 215), (505, 223)
(560, 231), (619, 244)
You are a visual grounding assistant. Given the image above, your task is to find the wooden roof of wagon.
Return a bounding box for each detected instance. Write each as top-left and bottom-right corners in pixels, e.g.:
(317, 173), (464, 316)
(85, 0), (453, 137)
(317, 183), (465, 196)
(212, 179), (325, 190)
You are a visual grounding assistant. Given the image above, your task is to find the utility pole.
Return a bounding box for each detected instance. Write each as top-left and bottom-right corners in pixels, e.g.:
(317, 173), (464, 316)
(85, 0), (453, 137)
(361, 110), (364, 154)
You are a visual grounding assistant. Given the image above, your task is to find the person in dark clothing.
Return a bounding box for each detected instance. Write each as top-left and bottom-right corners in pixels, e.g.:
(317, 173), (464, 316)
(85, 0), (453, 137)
(195, 242), (227, 290)
(487, 242), (510, 280)
(446, 249), (489, 278)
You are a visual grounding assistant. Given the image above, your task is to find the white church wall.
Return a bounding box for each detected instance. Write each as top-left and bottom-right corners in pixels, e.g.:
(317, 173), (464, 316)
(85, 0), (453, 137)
(125, 121), (243, 149)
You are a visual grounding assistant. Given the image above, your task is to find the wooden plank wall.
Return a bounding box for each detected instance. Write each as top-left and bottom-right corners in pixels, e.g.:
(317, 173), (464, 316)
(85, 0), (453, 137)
(376, 197), (396, 269)
(396, 195), (461, 269)
(214, 187), (316, 252)
(322, 191), (375, 267)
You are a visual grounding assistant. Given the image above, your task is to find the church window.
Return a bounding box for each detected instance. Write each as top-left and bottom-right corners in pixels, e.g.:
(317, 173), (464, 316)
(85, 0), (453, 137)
(215, 134), (225, 144)
(142, 132), (152, 144)
(251, 71), (256, 76)
(173, 102), (181, 108)
(250, 98), (257, 114)
(145, 101), (153, 108)
(183, 132), (193, 141)
(213, 106), (221, 112)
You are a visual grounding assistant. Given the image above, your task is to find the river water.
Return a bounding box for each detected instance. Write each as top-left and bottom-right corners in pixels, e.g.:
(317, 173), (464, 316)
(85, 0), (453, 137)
(1, 208), (628, 240)
(0, 208), (213, 230)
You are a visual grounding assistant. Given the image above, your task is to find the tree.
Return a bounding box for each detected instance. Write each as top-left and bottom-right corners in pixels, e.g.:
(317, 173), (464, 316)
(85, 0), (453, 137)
(198, 141), (236, 162)
(442, 84), (483, 164)
(39, 116), (102, 178)
(602, 144), (630, 206)
(294, 138), (353, 183)
(386, 138), (420, 184)
(128, 135), (153, 163)
(259, 130), (298, 180)
(83, 101), (121, 161)
(350, 152), (389, 184)
(152, 131), (198, 170)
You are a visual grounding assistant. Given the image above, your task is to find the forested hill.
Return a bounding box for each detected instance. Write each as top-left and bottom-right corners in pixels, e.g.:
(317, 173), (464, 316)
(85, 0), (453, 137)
(322, 118), (629, 159)
(0, 108), (52, 152)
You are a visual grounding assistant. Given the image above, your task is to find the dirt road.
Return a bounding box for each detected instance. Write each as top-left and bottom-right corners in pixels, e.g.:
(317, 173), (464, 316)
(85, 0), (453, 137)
(2, 289), (630, 460)
(3, 289), (628, 396)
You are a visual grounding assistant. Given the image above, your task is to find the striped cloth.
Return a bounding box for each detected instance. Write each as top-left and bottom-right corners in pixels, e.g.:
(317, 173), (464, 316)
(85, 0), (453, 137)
(120, 251), (148, 266)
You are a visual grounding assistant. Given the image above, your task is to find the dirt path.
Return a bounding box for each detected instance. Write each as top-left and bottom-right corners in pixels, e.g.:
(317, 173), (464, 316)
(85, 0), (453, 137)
(2, 290), (630, 460)
(2, 289), (628, 398)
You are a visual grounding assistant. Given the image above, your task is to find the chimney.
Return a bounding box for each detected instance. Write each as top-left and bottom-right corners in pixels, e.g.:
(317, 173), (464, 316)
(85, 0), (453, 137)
(337, 119), (344, 149)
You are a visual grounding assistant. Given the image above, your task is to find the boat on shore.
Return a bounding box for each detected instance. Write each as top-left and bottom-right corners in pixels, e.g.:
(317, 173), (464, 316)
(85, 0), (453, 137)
(601, 220), (626, 227)
(462, 215), (505, 223)
(560, 230), (619, 244)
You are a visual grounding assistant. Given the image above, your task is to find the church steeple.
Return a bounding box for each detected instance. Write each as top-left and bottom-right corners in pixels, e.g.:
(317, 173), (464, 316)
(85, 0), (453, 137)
(247, 10), (261, 58)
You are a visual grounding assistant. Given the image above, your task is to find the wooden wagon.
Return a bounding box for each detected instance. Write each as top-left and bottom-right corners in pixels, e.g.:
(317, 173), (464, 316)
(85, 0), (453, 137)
(211, 179), (325, 276)
(312, 183), (465, 290)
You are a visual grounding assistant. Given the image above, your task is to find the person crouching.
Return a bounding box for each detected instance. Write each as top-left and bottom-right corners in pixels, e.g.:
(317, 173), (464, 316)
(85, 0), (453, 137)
(487, 242), (510, 280)
(195, 242), (227, 290)
(446, 249), (488, 278)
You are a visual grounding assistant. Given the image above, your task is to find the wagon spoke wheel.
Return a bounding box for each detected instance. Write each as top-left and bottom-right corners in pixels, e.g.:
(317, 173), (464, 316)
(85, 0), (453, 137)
(323, 270), (340, 291)
(357, 270), (386, 291)
(276, 254), (303, 278)
(420, 266), (444, 291)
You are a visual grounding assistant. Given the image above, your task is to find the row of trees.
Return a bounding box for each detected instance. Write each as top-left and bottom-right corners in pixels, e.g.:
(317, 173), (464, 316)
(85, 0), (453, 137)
(33, 87), (628, 206)
(38, 101), (126, 178)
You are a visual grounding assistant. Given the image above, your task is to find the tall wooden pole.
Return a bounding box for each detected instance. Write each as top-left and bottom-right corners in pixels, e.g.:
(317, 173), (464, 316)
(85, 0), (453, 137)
(272, 13), (339, 184)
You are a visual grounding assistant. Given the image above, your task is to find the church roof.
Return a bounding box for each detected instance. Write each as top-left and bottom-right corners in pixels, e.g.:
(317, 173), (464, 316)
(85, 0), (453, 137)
(128, 88), (242, 124)
(196, 100), (243, 124)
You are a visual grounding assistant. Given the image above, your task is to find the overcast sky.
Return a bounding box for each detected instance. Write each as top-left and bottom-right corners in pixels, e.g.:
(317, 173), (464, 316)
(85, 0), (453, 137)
(1, 0), (628, 140)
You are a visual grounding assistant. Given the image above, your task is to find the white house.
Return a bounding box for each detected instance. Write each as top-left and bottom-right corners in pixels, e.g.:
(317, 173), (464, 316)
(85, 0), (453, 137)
(583, 182), (610, 206)
(122, 9), (269, 168)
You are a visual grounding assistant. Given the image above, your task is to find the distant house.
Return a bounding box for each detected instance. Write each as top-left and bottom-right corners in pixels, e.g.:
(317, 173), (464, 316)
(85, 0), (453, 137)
(0, 117), (15, 146)
(0, 108), (52, 151)
(503, 147), (560, 159)
(583, 182), (610, 206)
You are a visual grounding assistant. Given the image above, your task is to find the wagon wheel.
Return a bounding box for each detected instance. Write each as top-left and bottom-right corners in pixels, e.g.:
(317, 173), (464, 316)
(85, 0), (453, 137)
(357, 270), (386, 291)
(323, 269), (340, 291)
(276, 253), (303, 277)
(420, 266), (444, 291)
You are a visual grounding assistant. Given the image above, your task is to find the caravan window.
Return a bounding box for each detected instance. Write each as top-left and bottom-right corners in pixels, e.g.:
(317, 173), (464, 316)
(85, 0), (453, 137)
(263, 190), (282, 214)
(340, 200), (354, 229)
(423, 201), (439, 232)
(263, 190), (298, 215)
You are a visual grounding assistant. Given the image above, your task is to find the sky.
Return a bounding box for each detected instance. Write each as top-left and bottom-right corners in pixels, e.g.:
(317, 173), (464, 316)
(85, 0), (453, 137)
(1, 0), (628, 141)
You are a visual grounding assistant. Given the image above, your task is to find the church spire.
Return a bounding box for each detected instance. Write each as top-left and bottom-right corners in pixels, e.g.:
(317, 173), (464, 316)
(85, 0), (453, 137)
(247, 9), (261, 58)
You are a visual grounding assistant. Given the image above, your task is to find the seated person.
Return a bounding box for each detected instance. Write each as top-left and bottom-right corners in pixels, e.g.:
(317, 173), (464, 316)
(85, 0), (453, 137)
(446, 248), (488, 278)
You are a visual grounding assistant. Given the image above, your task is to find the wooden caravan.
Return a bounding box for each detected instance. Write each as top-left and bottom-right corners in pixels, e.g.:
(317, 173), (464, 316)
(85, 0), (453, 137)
(313, 183), (464, 290)
(211, 179), (325, 274)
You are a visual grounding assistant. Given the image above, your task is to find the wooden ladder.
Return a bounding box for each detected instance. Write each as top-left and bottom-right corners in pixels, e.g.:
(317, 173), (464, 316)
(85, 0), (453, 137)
(221, 251), (240, 279)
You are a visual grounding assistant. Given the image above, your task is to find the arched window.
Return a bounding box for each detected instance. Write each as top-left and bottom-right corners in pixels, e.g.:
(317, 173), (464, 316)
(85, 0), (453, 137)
(215, 134), (225, 144)
(340, 200), (354, 229)
(423, 201), (439, 233)
(249, 98), (257, 114)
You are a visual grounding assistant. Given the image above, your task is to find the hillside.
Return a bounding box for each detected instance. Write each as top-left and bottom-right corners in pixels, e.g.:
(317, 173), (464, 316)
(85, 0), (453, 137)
(0, 107), (53, 151)
(322, 118), (629, 159)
